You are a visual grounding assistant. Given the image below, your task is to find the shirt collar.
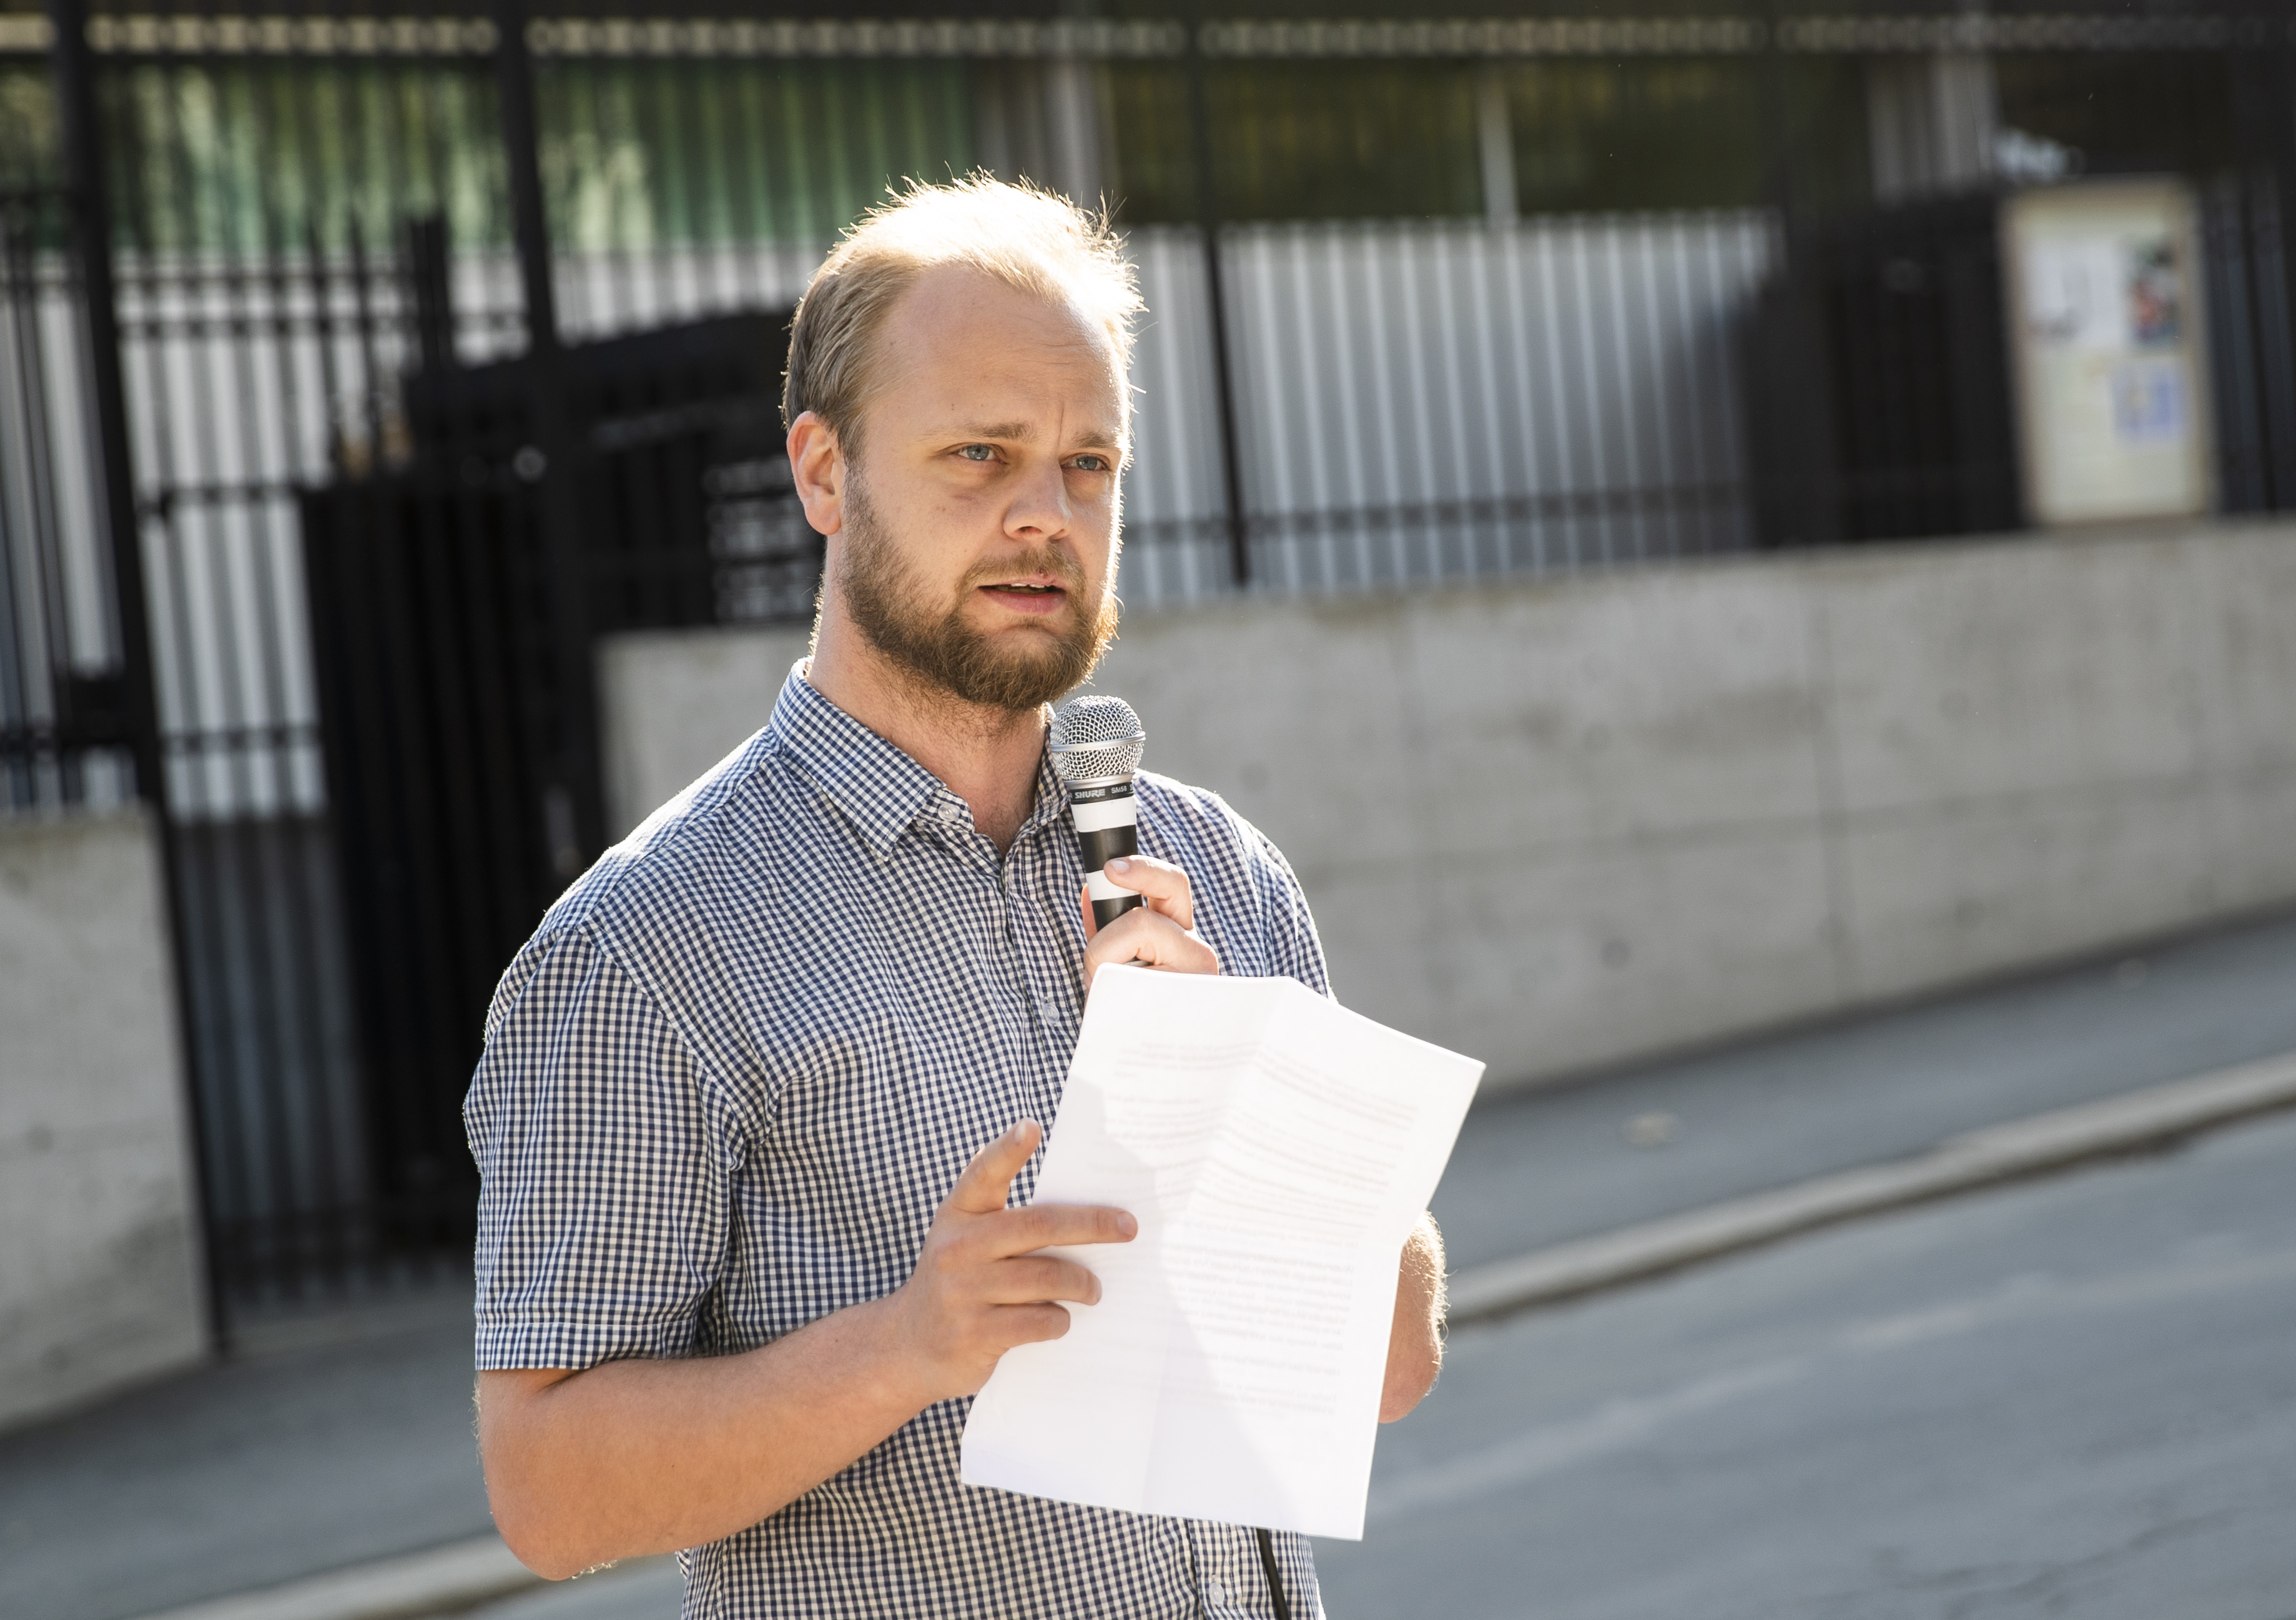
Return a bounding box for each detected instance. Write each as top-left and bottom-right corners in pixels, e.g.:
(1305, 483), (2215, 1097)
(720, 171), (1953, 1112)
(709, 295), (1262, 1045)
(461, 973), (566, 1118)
(764, 661), (1070, 859)
(1018, 743), (1071, 842)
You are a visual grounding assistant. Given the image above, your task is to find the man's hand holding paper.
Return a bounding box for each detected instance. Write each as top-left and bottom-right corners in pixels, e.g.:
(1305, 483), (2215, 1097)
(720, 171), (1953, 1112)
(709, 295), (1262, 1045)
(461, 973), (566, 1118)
(962, 963), (1484, 1540)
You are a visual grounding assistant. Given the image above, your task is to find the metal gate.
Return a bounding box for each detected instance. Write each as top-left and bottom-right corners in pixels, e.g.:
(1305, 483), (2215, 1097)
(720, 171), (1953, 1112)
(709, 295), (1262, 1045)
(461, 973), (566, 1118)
(11, 0), (822, 1323)
(295, 304), (801, 1288)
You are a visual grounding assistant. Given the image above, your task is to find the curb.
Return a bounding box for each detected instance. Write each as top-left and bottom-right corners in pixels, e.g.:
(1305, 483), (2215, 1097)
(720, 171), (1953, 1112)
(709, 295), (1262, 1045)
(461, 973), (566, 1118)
(1447, 1049), (2296, 1324)
(127, 1536), (538, 1620)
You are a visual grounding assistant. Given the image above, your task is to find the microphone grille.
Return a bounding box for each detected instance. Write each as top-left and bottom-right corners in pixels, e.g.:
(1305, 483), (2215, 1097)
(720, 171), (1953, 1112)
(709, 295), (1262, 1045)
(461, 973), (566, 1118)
(1050, 694), (1145, 784)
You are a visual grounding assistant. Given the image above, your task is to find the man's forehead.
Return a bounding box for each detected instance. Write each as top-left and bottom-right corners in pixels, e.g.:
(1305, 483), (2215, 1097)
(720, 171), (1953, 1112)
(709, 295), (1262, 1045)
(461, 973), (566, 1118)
(886, 267), (1123, 376)
(875, 268), (1128, 441)
(895, 260), (1100, 330)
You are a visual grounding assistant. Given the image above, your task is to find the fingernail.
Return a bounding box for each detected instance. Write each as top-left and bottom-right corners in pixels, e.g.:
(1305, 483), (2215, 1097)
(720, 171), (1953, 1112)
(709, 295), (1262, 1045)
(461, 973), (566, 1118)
(1118, 1212), (1138, 1238)
(1108, 858), (1130, 873)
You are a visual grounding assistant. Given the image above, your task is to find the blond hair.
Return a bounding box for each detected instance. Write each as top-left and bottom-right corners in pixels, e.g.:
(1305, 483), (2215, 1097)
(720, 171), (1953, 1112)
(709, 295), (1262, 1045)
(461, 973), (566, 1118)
(781, 175), (1142, 448)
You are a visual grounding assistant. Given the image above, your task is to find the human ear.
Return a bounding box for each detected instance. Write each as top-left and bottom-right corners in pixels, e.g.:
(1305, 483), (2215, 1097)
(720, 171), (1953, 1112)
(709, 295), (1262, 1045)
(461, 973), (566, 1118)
(787, 411), (845, 538)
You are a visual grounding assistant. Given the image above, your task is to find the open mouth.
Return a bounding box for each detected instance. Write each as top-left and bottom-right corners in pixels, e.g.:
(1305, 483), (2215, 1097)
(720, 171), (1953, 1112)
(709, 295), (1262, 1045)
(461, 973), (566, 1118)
(978, 579), (1070, 615)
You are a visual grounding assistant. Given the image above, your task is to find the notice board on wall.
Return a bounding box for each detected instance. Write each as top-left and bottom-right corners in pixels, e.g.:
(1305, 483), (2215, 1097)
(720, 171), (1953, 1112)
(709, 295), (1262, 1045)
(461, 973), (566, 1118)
(2003, 179), (2215, 526)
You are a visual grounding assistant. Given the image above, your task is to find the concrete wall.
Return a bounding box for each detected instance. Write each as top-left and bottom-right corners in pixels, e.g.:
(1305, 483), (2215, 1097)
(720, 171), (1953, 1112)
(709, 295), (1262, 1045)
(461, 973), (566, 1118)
(0, 809), (208, 1430)
(598, 518), (2296, 1094)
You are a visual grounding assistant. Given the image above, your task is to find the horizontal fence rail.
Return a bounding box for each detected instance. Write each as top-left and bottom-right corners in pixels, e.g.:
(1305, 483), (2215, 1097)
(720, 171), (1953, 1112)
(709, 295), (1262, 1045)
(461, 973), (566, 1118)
(9, 12), (2296, 61)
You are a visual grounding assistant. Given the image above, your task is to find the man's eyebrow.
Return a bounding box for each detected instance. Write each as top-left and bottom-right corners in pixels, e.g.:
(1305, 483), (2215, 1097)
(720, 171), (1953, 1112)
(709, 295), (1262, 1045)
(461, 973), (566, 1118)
(945, 421), (1125, 452)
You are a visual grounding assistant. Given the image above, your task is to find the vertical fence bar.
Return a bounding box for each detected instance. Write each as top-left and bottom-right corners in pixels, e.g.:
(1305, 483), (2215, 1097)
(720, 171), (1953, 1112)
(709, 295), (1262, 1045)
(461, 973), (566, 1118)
(47, 0), (225, 1348)
(493, 0), (604, 865)
(1183, 16), (1249, 588)
(1752, 1), (1840, 547)
(2252, 42), (2296, 508)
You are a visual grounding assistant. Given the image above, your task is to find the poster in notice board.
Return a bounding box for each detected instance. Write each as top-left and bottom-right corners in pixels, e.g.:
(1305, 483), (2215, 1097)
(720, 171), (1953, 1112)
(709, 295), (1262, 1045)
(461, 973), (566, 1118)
(2003, 178), (2215, 526)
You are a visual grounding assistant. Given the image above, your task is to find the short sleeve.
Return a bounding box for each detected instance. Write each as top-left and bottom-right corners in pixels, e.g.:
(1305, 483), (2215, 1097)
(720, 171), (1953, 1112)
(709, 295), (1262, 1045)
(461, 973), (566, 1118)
(464, 926), (727, 1370)
(1243, 822), (1331, 999)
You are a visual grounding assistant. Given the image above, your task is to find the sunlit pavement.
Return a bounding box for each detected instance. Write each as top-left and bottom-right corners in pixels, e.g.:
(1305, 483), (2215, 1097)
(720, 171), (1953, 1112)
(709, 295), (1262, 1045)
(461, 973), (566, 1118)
(1318, 1109), (2296, 1620)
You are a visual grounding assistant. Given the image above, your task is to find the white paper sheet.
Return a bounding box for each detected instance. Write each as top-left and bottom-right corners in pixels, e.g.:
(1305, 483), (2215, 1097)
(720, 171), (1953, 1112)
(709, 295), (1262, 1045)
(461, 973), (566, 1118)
(959, 966), (1483, 1539)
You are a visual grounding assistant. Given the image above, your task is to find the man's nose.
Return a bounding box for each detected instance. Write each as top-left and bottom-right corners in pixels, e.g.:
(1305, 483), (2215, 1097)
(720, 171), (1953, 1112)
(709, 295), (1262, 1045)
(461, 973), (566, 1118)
(1003, 454), (1072, 539)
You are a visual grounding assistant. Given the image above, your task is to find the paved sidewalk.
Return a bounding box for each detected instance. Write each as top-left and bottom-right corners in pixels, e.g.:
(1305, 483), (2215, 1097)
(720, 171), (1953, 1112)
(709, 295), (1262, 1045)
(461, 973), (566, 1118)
(0, 1286), (491, 1620)
(6, 908), (2292, 1620)
(1433, 909), (2296, 1269)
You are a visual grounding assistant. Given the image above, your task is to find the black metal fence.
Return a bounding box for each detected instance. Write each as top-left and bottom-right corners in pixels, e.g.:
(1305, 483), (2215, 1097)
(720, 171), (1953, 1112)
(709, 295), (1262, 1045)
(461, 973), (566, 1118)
(4, 1), (2295, 1330)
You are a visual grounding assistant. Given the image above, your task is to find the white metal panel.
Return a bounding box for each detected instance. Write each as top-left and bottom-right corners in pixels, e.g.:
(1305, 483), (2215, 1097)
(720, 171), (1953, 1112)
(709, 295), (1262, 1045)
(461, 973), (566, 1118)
(1121, 211), (1776, 607)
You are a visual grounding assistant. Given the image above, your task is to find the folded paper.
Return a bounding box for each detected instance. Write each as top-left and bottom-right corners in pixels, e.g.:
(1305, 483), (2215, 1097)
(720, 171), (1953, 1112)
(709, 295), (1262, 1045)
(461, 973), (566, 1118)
(961, 966), (1483, 1539)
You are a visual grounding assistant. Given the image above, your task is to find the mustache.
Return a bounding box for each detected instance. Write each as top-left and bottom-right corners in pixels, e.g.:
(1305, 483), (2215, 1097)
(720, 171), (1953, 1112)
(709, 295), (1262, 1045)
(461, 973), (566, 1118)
(962, 548), (1086, 591)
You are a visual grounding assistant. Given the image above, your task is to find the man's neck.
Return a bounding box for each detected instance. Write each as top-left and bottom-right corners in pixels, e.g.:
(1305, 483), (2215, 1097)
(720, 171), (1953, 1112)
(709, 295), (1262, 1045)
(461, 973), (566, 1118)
(806, 621), (1046, 853)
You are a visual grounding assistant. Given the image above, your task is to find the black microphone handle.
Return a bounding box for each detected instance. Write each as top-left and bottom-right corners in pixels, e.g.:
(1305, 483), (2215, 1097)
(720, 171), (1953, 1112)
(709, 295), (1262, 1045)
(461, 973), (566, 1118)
(1073, 782), (1144, 930)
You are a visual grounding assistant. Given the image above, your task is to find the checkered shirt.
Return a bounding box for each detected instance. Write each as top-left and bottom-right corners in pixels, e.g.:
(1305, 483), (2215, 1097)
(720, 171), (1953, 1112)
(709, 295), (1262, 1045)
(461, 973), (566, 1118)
(466, 664), (1331, 1620)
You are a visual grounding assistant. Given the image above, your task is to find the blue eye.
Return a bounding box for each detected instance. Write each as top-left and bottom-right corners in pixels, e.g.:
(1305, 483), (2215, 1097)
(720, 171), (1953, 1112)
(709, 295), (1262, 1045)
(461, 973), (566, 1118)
(957, 444), (994, 463)
(1072, 455), (1110, 473)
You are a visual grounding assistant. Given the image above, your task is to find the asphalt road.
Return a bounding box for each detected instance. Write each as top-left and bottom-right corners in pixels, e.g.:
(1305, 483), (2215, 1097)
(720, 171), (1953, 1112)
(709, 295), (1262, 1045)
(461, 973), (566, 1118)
(1316, 1109), (2296, 1620)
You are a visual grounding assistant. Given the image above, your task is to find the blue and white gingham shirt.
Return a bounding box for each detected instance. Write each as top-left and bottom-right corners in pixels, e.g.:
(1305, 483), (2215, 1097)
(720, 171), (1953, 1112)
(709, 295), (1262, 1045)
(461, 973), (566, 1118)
(467, 664), (1330, 1620)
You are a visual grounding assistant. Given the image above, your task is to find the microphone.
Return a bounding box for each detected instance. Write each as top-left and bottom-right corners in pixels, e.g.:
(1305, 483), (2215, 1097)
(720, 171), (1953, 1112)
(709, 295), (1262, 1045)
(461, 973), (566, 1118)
(1050, 695), (1147, 931)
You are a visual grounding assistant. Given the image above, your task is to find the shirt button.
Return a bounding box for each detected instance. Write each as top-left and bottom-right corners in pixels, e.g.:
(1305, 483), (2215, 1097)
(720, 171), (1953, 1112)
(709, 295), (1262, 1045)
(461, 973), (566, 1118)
(1205, 1579), (1229, 1607)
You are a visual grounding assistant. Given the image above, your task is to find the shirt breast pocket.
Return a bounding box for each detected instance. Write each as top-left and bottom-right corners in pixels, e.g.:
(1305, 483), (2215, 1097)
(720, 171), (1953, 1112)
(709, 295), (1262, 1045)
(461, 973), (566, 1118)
(739, 1014), (944, 1292)
(744, 999), (1025, 1282)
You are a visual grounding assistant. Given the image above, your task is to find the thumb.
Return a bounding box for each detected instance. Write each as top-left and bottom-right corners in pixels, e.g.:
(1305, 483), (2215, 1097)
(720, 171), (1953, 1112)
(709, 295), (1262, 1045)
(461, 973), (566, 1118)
(946, 1119), (1040, 1216)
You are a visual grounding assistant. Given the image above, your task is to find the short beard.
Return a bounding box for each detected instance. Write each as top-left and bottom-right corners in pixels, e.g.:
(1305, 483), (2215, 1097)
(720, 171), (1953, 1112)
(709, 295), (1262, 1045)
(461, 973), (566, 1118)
(835, 472), (1120, 714)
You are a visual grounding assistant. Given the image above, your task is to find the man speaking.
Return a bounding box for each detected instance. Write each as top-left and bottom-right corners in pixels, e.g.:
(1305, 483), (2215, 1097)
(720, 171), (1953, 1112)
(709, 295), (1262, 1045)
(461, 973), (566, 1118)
(466, 177), (1445, 1619)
